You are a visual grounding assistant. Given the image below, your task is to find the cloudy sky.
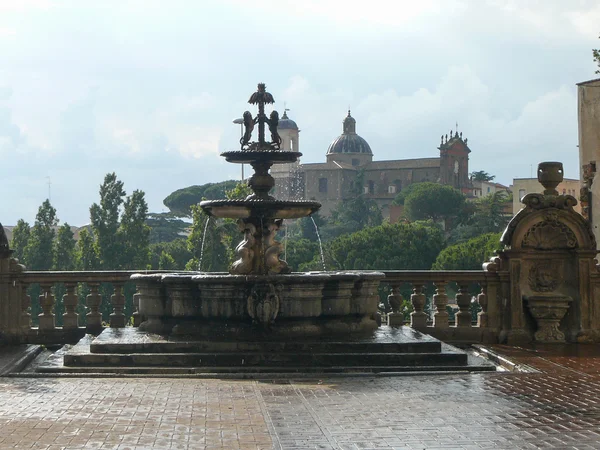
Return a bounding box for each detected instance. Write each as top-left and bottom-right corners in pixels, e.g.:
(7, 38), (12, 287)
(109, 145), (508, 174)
(1, 0), (599, 226)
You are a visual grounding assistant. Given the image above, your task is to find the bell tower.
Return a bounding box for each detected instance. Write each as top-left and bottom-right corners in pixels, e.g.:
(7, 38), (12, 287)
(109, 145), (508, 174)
(438, 128), (471, 193)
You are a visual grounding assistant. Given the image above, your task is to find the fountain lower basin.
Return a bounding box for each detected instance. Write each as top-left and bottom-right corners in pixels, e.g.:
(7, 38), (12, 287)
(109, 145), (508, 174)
(132, 271), (384, 337)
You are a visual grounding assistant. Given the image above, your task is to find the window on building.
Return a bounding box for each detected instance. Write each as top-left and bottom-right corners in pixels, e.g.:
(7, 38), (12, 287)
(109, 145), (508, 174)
(352, 158), (360, 166)
(519, 189), (526, 200)
(368, 180), (375, 194)
(363, 186), (369, 194)
(319, 178), (327, 193)
(487, 187), (491, 193)
(388, 185), (396, 194)
(563, 189), (566, 195)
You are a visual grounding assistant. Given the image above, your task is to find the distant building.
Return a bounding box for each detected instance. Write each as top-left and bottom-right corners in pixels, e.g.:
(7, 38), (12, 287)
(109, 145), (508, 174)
(274, 110), (473, 219)
(510, 178), (581, 215)
(471, 180), (510, 198)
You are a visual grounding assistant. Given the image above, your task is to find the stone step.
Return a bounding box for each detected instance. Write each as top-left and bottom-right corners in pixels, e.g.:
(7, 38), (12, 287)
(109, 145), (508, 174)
(90, 340), (441, 354)
(36, 364), (495, 375)
(89, 326), (442, 354)
(64, 351), (468, 367)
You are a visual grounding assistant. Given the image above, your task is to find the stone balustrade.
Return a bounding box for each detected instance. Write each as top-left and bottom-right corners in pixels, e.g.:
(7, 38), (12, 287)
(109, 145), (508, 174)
(381, 270), (507, 344)
(4, 270), (165, 345)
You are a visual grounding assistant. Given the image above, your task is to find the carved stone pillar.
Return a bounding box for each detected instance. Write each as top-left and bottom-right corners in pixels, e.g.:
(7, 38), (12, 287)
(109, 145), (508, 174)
(387, 284), (404, 327)
(110, 283), (126, 328)
(410, 284), (427, 329)
(62, 283), (79, 329)
(38, 284), (56, 331)
(433, 281), (449, 328)
(86, 283), (103, 334)
(454, 282), (471, 328)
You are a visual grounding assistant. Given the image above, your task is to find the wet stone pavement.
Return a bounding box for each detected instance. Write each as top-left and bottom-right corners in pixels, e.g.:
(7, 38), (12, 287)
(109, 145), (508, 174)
(1, 344), (600, 449)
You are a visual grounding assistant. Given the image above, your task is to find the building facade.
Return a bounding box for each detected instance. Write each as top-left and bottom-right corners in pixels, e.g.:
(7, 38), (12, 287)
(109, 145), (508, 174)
(275, 110), (473, 218)
(510, 178), (581, 216)
(577, 78), (600, 248)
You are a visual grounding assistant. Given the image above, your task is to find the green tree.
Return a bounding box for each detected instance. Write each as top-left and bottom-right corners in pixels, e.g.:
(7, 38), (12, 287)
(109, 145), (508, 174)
(149, 239), (192, 270)
(470, 170), (495, 182)
(186, 205), (230, 272)
(432, 232), (502, 270)
(146, 213), (191, 243)
(10, 219), (30, 264)
(163, 180), (239, 216)
(298, 212), (326, 242)
(448, 192), (510, 245)
(53, 223), (76, 270)
(120, 189), (151, 269)
(90, 173), (125, 269)
(392, 182), (427, 205)
(158, 251), (177, 270)
(284, 238), (319, 271)
(403, 183), (466, 226)
(313, 221), (444, 271)
(24, 200), (58, 270)
(75, 228), (99, 270)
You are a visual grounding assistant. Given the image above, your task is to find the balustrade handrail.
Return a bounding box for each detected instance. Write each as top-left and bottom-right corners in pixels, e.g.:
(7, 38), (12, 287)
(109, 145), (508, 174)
(381, 269), (501, 283)
(19, 269), (171, 284)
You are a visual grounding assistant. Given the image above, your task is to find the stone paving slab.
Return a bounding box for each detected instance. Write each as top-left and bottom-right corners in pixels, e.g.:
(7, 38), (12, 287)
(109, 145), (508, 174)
(0, 343), (599, 449)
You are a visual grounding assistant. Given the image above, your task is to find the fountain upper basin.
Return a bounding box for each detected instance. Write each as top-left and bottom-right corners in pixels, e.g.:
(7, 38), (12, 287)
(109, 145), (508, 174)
(200, 199), (322, 219)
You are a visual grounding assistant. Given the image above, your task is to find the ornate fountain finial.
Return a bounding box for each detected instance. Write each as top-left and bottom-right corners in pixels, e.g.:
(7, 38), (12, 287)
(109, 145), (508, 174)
(537, 161), (564, 196)
(242, 83), (281, 150)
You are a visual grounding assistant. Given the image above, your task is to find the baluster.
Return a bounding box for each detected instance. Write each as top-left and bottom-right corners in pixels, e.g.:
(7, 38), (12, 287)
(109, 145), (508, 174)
(410, 283), (427, 329)
(86, 283), (103, 333)
(62, 283), (79, 329)
(20, 283), (31, 331)
(387, 283), (404, 326)
(132, 287), (142, 327)
(433, 281), (449, 328)
(477, 283), (488, 328)
(38, 283), (55, 331)
(110, 283), (126, 328)
(455, 281), (472, 327)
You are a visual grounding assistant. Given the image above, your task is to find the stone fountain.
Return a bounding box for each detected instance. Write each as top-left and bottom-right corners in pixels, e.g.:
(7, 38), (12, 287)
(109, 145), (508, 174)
(132, 83), (384, 337)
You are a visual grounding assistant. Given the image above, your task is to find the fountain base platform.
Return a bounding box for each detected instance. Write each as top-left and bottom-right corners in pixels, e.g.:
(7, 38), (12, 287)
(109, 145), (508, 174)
(35, 327), (496, 376)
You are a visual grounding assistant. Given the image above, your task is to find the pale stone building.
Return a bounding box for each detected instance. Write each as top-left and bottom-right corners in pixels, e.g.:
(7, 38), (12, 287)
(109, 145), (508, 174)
(510, 178), (581, 215)
(577, 78), (600, 248)
(471, 180), (510, 198)
(274, 110), (473, 218)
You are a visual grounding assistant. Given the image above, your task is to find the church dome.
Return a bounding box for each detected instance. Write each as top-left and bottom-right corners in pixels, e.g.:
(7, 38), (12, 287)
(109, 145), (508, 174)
(277, 110), (298, 130)
(326, 110), (372, 155)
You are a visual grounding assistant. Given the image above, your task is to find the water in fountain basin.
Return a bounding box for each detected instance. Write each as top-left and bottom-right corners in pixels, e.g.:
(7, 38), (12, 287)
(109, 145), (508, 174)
(311, 216), (326, 271)
(198, 217), (211, 271)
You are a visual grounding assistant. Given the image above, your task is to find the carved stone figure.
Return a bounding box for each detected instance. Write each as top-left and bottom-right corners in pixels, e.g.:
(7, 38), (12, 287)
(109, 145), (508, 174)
(247, 282), (281, 326)
(528, 263), (561, 292)
(240, 110), (255, 149)
(264, 219), (290, 274)
(230, 222), (256, 275)
(268, 110), (282, 149)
